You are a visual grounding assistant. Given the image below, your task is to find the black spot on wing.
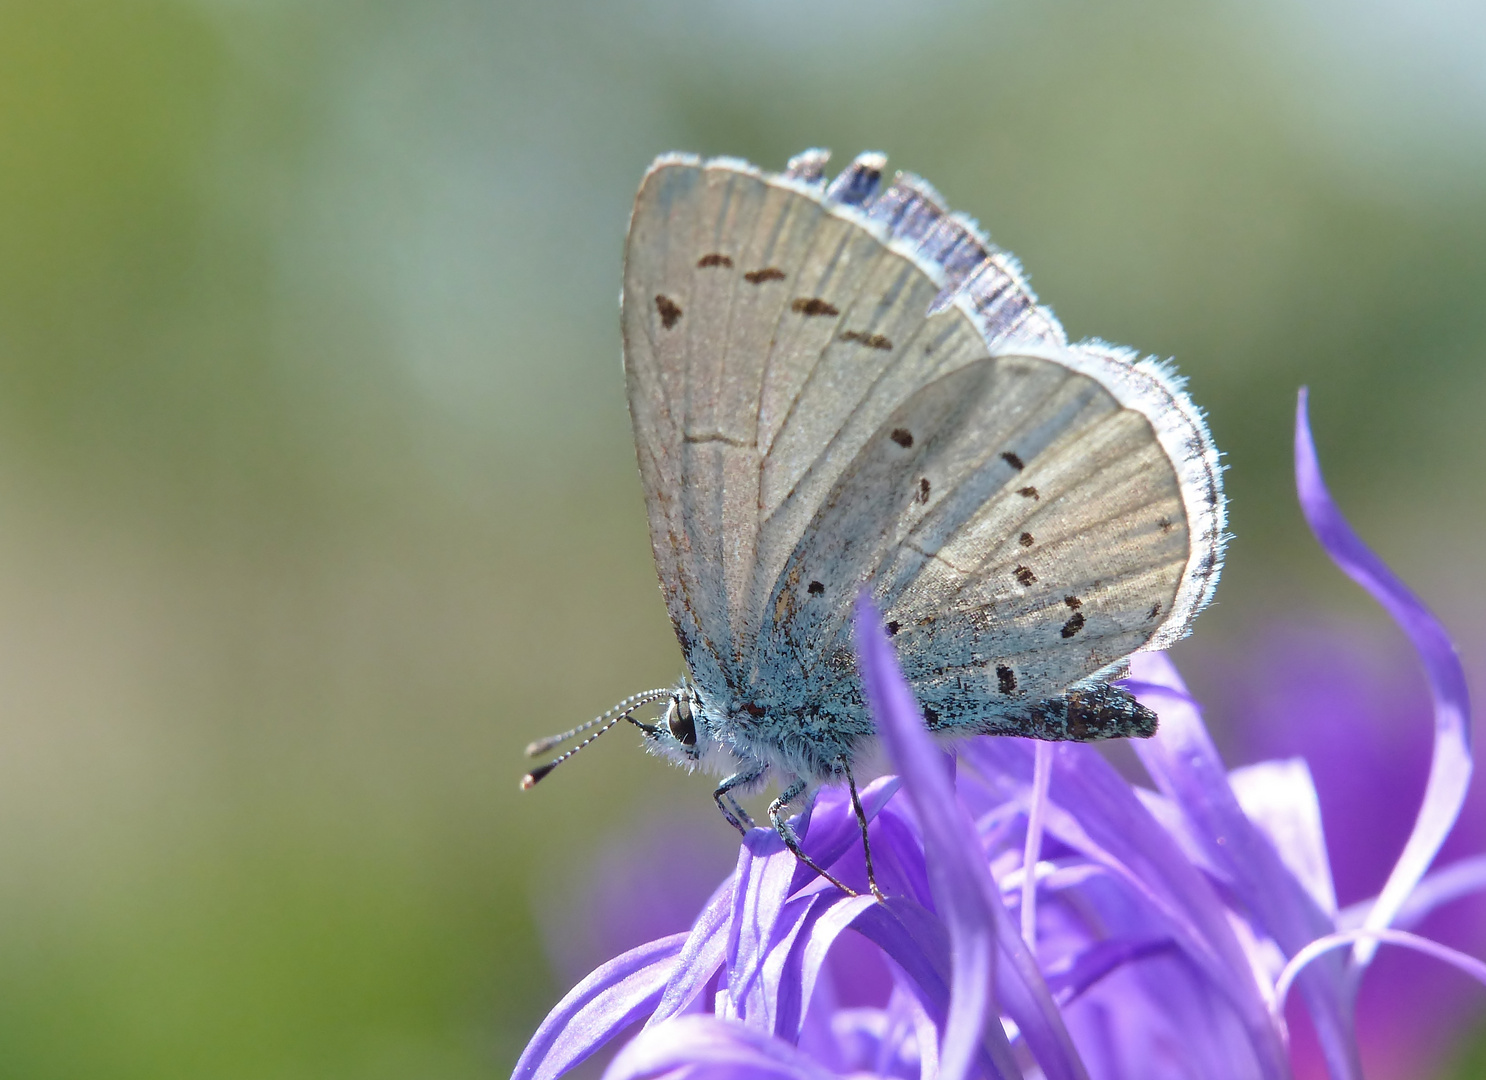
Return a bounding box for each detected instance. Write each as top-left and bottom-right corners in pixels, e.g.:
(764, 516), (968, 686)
(1061, 612), (1086, 638)
(1158, 516), (1174, 533)
(1064, 595), (1082, 609)
(791, 297), (840, 317)
(922, 704), (941, 726)
(1147, 602), (1162, 620)
(839, 329), (893, 350)
(917, 477), (930, 503)
(1014, 565), (1037, 587)
(890, 428), (914, 448)
(655, 294), (682, 329)
(1018, 486), (1039, 500)
(808, 580), (825, 595)
(696, 253), (733, 268)
(1001, 451), (1025, 471)
(886, 620), (900, 636)
(997, 665), (1017, 694)
(744, 267), (786, 284)
(1019, 532), (1034, 548)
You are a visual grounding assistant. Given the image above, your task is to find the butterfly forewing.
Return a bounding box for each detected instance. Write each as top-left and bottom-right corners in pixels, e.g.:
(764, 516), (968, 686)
(624, 157), (842, 678)
(626, 158), (977, 676)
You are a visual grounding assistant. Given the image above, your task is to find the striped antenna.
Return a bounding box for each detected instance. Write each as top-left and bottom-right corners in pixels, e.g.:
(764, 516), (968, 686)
(523, 688), (672, 757)
(519, 688), (672, 791)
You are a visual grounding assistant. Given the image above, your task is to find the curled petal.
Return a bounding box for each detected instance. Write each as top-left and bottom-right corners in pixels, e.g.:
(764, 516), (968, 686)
(747, 891), (820, 1031)
(1042, 936), (1177, 1009)
(725, 782), (905, 1023)
(1295, 388), (1474, 964)
(1272, 928), (1486, 1029)
(788, 893), (878, 1040)
(513, 932), (688, 1080)
(1338, 854), (1486, 932)
(787, 778), (902, 897)
(604, 1015), (838, 1080)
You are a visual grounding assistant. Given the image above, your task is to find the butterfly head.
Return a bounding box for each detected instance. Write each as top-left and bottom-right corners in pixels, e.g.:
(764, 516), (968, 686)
(648, 682), (713, 766)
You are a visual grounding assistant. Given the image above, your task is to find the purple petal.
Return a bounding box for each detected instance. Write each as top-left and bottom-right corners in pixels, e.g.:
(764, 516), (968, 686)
(1021, 742), (1054, 946)
(787, 893), (878, 1040)
(856, 595), (1086, 1080)
(1295, 388), (1474, 963)
(513, 932), (689, 1080)
(825, 802), (934, 910)
(848, 896), (953, 1019)
(744, 891), (821, 1029)
(1272, 927), (1486, 1023)
(1126, 654), (1357, 1079)
(603, 1016), (839, 1080)
(725, 783), (903, 1033)
(648, 880), (735, 1027)
(1042, 936), (1177, 1008)
(727, 832), (803, 1021)
(850, 894), (1009, 1078)
(990, 900), (1094, 1080)
(788, 779), (902, 897)
(1227, 758), (1337, 917)
(854, 596), (1006, 1080)
(963, 737), (1288, 1073)
(1340, 854), (1486, 932)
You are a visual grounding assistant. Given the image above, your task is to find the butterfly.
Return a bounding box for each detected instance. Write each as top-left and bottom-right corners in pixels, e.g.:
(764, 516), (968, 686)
(523, 149), (1226, 896)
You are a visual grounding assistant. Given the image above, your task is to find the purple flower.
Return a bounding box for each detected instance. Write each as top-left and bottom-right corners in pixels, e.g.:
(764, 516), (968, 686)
(512, 392), (1486, 1080)
(1181, 619), (1486, 1079)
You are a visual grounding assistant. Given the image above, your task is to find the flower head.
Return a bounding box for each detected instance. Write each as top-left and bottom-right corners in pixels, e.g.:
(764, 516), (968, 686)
(512, 393), (1485, 1080)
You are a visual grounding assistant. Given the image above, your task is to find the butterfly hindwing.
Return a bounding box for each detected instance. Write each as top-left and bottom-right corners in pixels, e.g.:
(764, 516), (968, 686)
(757, 351), (1189, 717)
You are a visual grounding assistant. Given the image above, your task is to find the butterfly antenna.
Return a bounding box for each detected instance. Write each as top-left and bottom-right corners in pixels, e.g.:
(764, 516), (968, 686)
(523, 688), (671, 756)
(520, 688), (671, 790)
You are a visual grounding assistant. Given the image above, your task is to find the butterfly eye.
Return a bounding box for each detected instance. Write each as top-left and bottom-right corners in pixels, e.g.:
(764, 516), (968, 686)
(667, 694), (697, 746)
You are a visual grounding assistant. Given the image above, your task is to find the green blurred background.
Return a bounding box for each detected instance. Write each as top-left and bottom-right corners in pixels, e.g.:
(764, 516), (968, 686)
(1, 1), (1483, 1076)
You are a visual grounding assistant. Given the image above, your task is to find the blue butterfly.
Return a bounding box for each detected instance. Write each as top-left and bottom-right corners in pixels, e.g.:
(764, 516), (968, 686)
(524, 150), (1225, 897)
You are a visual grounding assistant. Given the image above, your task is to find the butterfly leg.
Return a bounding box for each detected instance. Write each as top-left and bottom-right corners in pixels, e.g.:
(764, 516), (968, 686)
(769, 780), (858, 897)
(712, 767), (763, 835)
(843, 762), (887, 902)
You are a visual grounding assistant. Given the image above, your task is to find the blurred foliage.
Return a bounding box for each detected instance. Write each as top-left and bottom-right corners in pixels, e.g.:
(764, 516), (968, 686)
(0, 0), (1481, 1077)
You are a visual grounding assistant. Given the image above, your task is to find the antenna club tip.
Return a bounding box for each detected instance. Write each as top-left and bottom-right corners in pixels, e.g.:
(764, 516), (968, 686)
(520, 761), (557, 790)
